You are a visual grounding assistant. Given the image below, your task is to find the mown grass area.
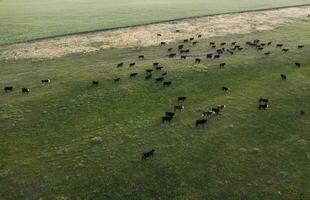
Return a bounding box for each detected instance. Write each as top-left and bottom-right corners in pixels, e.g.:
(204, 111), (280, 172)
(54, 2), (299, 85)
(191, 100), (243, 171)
(1, 0), (310, 45)
(0, 20), (310, 199)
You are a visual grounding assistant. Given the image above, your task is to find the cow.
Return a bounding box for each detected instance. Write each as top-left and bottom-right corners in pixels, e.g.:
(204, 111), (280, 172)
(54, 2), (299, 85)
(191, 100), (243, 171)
(139, 55), (145, 59)
(181, 55), (187, 59)
(238, 47), (243, 51)
(22, 88), (30, 94)
(153, 62), (159, 67)
(178, 44), (184, 50)
(183, 39), (189, 43)
(4, 86), (13, 92)
(210, 42), (215, 46)
(259, 98), (269, 104)
(220, 42), (226, 46)
(211, 45), (216, 49)
(214, 54), (220, 59)
(264, 52), (271, 56)
(176, 30), (180, 33)
(168, 53), (177, 58)
(142, 149), (155, 160)
(198, 34), (202, 38)
(165, 112), (175, 117)
(180, 49), (189, 53)
(157, 33), (162, 37)
(163, 81), (172, 87)
(258, 104), (268, 110)
(219, 63), (226, 68)
(168, 48), (173, 52)
(174, 105), (184, 111)
(260, 43), (266, 46)
(130, 73), (138, 78)
(253, 39), (260, 44)
(155, 66), (163, 71)
(222, 87), (230, 91)
(282, 48), (289, 52)
(195, 58), (201, 63)
(257, 47), (264, 51)
(114, 78), (121, 83)
(192, 41), (198, 45)
(217, 49), (223, 54)
(295, 62), (301, 67)
(117, 62), (124, 68)
(206, 54), (213, 59)
(155, 77), (164, 82)
(276, 44), (283, 48)
(196, 119), (207, 127)
(162, 116), (173, 123)
(161, 42), (166, 46)
(129, 62), (136, 67)
(145, 69), (153, 74)
(177, 96), (186, 102)
(300, 110), (305, 115)
(280, 74), (287, 80)
(162, 72), (167, 76)
(145, 74), (152, 80)
(202, 111), (216, 117)
(92, 81), (99, 86)
(297, 45), (304, 49)
(41, 79), (51, 84)
(231, 42), (237, 46)
(212, 107), (220, 114)
(190, 37), (194, 41)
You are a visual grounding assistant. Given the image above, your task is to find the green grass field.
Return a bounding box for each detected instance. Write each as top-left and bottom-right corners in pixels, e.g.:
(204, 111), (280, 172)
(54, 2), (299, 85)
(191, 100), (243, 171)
(0, 20), (309, 199)
(1, 0), (310, 45)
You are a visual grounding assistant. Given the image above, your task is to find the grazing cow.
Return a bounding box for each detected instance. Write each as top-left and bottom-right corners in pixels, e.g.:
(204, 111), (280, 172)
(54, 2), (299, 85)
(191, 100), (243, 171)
(238, 47), (243, 51)
(129, 62), (136, 67)
(130, 73), (138, 78)
(155, 77), (164, 82)
(195, 58), (201, 63)
(181, 55), (187, 59)
(168, 48), (173, 52)
(139, 55), (145, 59)
(276, 44), (283, 48)
(155, 66), (163, 71)
(165, 112), (175, 117)
(92, 81), (99, 86)
(222, 87), (230, 91)
(4, 86), (13, 92)
(174, 105), (184, 112)
(192, 41), (198, 45)
(206, 53), (213, 59)
(114, 78), (121, 83)
(161, 42), (166, 46)
(183, 39), (189, 43)
(177, 96), (186, 102)
(162, 72), (167, 76)
(163, 81), (172, 87)
(153, 62), (159, 67)
(219, 63), (226, 68)
(145, 69), (153, 74)
(300, 110), (305, 115)
(257, 47), (264, 51)
(145, 74), (152, 80)
(220, 42), (226, 46)
(231, 42), (237, 46)
(176, 30), (180, 33)
(168, 53), (177, 58)
(198, 34), (202, 38)
(280, 74), (287, 80)
(297, 45), (304, 49)
(295, 62), (301, 67)
(157, 33), (162, 37)
(212, 107), (220, 114)
(196, 119), (207, 127)
(260, 43), (266, 46)
(282, 48), (289, 52)
(180, 49), (189, 53)
(253, 39), (260, 44)
(202, 111), (216, 117)
(211, 45), (216, 49)
(162, 116), (173, 123)
(41, 79), (51, 84)
(259, 98), (269, 104)
(267, 42), (272, 46)
(258, 104), (268, 110)
(264, 52), (271, 56)
(210, 42), (215, 45)
(214, 54), (220, 59)
(190, 37), (194, 41)
(142, 149), (155, 160)
(117, 62), (124, 68)
(217, 49), (223, 54)
(22, 88), (30, 94)
(178, 44), (184, 50)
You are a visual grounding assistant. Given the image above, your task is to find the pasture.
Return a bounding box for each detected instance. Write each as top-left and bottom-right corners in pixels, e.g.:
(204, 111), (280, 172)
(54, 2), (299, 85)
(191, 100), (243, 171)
(1, 0), (310, 45)
(0, 19), (309, 199)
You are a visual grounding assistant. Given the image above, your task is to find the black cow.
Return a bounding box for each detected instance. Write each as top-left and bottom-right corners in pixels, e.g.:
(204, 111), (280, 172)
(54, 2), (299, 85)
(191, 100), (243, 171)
(145, 74), (152, 80)
(165, 112), (175, 117)
(155, 77), (164, 82)
(92, 81), (99, 86)
(155, 66), (163, 71)
(162, 116), (173, 123)
(117, 62), (124, 68)
(145, 69), (153, 74)
(196, 119), (207, 127)
(258, 104), (268, 110)
(192, 41), (198, 45)
(163, 81), (172, 87)
(22, 88), (30, 94)
(210, 42), (215, 45)
(162, 72), (167, 76)
(231, 42), (236, 46)
(214, 54), (220, 59)
(4, 86), (13, 92)
(161, 42), (166, 46)
(222, 87), (230, 91)
(181, 55), (187, 59)
(142, 149), (155, 160)
(259, 98), (269, 104)
(267, 42), (272, 46)
(300, 110), (305, 115)
(129, 63), (136, 67)
(176, 30), (180, 33)
(220, 42), (226, 46)
(114, 78), (121, 83)
(153, 62), (159, 67)
(178, 44), (184, 50)
(211, 45), (216, 49)
(168, 53), (177, 58)
(174, 105), (184, 112)
(195, 58), (201, 63)
(282, 48), (289, 52)
(130, 73), (138, 78)
(157, 33), (162, 37)
(139, 55), (145, 59)
(183, 39), (189, 43)
(206, 54), (213, 59)
(297, 45), (304, 49)
(177, 96), (186, 102)
(295, 62), (301, 67)
(280, 74), (287, 80)
(168, 48), (173, 52)
(276, 44), (283, 48)
(198, 34), (202, 38)
(219, 63), (226, 68)
(264, 52), (271, 56)
(190, 37), (194, 41)
(180, 49), (189, 53)
(41, 79), (51, 84)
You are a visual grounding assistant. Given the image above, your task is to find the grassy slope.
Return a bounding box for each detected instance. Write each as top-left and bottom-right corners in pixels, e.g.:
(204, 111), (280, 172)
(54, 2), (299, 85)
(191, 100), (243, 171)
(0, 20), (310, 199)
(1, 0), (310, 45)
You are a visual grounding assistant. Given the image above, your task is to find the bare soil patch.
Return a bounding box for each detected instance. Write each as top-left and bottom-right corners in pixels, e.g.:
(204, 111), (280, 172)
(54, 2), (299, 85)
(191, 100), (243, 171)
(0, 6), (309, 60)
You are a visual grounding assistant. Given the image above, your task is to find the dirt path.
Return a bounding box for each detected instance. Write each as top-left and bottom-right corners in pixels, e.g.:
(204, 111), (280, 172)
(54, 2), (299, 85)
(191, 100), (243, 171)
(0, 6), (309, 60)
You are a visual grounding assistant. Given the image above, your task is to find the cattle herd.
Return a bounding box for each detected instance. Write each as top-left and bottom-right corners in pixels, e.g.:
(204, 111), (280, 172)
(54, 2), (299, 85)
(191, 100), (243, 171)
(2, 31), (307, 161)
